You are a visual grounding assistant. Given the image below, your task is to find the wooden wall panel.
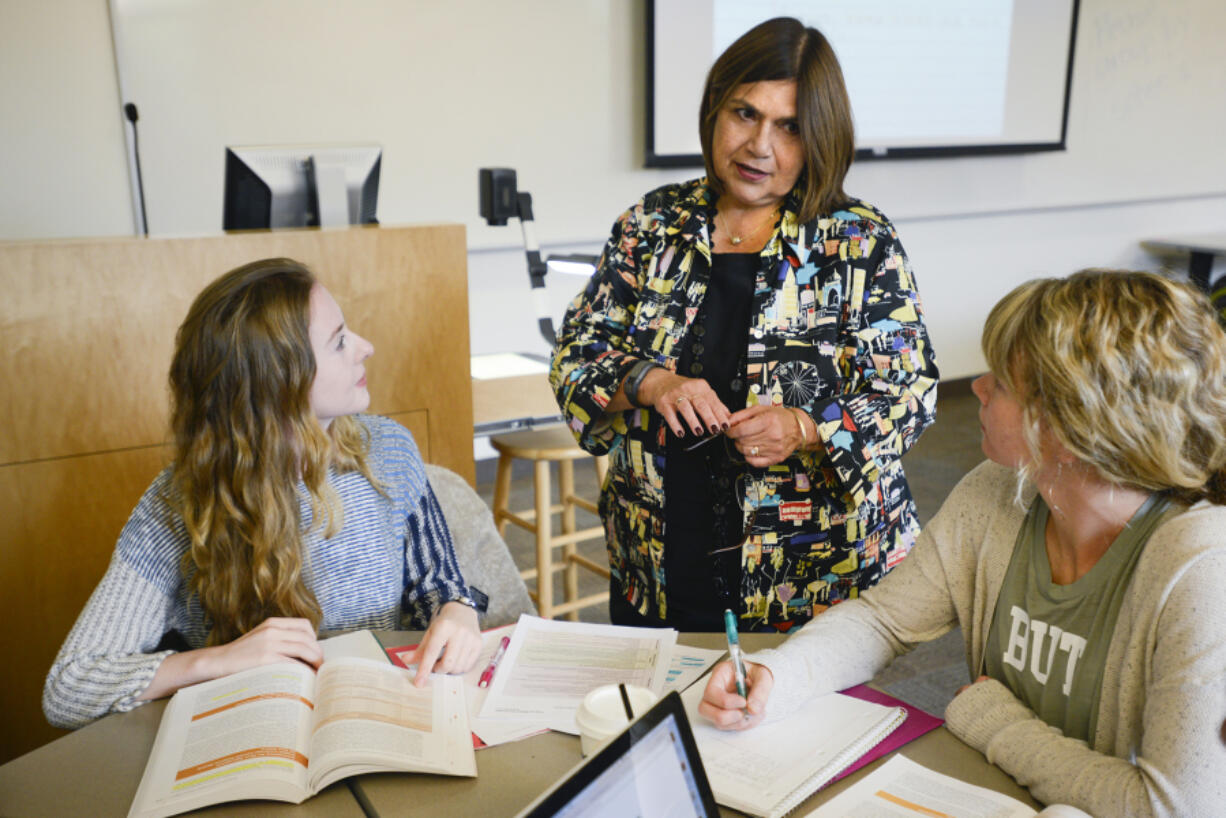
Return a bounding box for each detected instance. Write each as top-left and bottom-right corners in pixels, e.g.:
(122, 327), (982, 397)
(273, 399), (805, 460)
(0, 225), (472, 763)
(0, 447), (170, 758)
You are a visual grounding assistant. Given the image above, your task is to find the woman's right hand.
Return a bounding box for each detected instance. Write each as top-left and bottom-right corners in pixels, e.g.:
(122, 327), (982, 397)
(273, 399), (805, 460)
(697, 659), (774, 730)
(138, 617), (323, 702)
(207, 617), (324, 677)
(638, 368), (732, 438)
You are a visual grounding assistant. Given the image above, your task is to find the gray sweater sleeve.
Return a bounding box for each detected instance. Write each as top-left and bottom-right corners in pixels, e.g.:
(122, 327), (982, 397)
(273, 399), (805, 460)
(42, 553), (177, 729)
(43, 475), (184, 729)
(746, 461), (990, 716)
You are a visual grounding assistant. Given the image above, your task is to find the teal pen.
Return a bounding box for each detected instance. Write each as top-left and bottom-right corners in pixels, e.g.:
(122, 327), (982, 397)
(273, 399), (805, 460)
(723, 608), (748, 706)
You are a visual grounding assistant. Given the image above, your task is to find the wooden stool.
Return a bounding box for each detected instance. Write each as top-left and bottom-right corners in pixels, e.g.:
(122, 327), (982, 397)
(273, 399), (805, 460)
(489, 425), (610, 620)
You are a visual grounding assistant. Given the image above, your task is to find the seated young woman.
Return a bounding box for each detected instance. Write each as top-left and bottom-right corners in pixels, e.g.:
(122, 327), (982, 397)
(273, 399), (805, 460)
(699, 269), (1226, 816)
(44, 258), (482, 730)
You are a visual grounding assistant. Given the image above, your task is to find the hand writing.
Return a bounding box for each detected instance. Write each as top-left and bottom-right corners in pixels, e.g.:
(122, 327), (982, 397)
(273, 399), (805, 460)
(698, 659), (774, 730)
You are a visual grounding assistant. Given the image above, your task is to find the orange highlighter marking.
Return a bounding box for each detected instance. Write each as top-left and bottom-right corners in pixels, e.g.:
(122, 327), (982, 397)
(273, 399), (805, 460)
(192, 692), (313, 720)
(176, 747), (308, 780)
(875, 790), (954, 818)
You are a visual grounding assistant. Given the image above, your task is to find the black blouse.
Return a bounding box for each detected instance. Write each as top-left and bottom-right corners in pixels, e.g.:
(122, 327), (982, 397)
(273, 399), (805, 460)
(661, 252), (758, 630)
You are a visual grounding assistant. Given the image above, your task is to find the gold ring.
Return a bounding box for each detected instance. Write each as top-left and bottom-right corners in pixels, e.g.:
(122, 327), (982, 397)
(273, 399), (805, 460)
(751, 446), (759, 456)
(676, 396), (688, 405)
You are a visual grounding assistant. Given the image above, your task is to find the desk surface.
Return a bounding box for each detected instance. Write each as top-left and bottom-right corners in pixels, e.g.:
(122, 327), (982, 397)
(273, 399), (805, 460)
(0, 631), (1039, 817)
(1141, 232), (1226, 256)
(353, 631), (1040, 817)
(1141, 232), (1226, 291)
(0, 697), (364, 817)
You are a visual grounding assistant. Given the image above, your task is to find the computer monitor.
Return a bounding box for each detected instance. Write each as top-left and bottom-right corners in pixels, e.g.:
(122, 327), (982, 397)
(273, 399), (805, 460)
(222, 143), (381, 230)
(517, 692), (719, 818)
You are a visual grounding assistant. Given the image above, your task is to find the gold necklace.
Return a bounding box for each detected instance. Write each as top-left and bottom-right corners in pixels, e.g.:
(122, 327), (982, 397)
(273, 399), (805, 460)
(716, 208), (778, 246)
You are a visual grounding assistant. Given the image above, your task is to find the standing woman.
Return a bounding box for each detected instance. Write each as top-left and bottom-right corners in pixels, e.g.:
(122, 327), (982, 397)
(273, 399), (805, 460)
(44, 259), (481, 730)
(551, 18), (938, 631)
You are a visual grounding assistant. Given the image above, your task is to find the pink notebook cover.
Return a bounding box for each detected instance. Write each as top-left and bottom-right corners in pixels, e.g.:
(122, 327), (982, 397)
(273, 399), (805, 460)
(831, 684), (944, 783)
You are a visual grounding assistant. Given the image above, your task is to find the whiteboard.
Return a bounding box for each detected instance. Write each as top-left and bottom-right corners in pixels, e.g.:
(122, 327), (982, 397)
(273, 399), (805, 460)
(107, 0), (1226, 248)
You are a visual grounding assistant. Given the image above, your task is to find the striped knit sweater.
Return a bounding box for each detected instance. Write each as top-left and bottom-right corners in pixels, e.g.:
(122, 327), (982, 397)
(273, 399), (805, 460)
(43, 415), (469, 729)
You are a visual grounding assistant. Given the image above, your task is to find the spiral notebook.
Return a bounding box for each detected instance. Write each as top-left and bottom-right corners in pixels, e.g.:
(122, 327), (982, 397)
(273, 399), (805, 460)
(680, 679), (907, 818)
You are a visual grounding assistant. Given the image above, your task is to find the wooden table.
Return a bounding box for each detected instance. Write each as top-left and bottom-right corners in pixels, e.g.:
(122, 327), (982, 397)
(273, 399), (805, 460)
(1142, 232), (1226, 291)
(0, 631), (1039, 817)
(471, 353), (561, 437)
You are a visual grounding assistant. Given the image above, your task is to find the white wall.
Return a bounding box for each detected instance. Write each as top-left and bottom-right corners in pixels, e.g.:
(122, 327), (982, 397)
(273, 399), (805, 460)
(1, 1), (134, 238)
(3, 0), (1225, 380)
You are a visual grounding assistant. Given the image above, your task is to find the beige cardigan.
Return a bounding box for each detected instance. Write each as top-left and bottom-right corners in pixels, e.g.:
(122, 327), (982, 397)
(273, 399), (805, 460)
(750, 461), (1226, 817)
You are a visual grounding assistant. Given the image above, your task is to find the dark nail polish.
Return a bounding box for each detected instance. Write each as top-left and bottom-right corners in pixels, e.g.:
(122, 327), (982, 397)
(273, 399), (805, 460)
(722, 422), (730, 431)
(709, 425), (719, 434)
(692, 427), (702, 436)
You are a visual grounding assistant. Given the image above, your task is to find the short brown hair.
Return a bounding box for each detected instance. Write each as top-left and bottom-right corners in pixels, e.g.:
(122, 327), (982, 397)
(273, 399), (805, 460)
(698, 17), (854, 222)
(982, 269), (1226, 505)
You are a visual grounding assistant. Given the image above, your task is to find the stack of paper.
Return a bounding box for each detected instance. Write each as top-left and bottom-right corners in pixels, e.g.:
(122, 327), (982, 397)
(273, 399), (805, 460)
(387, 615), (723, 748)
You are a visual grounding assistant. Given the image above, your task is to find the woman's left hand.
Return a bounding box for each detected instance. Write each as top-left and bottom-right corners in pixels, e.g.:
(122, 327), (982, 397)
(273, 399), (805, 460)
(956, 675), (991, 696)
(409, 601), (482, 687)
(727, 405), (808, 467)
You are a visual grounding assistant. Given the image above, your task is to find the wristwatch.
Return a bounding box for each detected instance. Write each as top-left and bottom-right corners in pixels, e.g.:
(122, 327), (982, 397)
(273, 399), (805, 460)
(623, 360), (660, 408)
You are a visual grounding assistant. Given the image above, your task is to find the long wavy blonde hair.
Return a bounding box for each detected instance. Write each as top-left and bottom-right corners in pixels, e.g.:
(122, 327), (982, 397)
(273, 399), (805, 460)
(982, 269), (1226, 505)
(168, 258), (377, 645)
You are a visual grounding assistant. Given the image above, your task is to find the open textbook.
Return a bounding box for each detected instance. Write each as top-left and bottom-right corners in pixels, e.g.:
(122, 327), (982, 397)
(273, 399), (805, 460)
(680, 679), (906, 818)
(127, 656), (475, 818)
(807, 756), (1091, 818)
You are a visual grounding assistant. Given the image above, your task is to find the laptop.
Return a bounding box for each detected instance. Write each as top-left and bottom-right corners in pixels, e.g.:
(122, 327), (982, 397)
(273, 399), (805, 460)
(517, 691), (720, 817)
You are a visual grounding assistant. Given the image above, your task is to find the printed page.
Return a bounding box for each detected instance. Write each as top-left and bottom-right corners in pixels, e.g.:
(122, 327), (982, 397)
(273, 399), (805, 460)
(479, 615), (677, 734)
(385, 625), (545, 748)
(307, 656), (475, 791)
(805, 755), (1037, 818)
(128, 662), (316, 818)
(663, 645), (725, 693)
(319, 629), (390, 664)
(461, 625), (548, 747)
(680, 680), (903, 817)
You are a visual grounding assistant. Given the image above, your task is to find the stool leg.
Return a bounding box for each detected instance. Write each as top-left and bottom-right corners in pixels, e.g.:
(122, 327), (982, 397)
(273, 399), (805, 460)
(594, 454), (609, 487)
(492, 452), (513, 537)
(534, 460), (554, 619)
(559, 459), (579, 622)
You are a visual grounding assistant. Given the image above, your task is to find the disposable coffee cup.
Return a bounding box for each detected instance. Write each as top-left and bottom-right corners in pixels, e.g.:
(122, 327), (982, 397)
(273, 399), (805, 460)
(574, 684), (658, 757)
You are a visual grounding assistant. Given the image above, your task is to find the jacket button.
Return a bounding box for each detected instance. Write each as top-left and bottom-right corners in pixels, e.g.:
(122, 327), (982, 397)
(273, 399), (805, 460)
(690, 362), (704, 375)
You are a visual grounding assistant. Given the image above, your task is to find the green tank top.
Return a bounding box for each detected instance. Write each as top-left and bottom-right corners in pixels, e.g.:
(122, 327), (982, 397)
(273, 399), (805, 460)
(985, 493), (1178, 742)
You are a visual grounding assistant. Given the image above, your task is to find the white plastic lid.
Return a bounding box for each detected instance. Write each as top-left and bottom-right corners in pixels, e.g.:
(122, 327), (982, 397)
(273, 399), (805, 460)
(575, 684), (659, 756)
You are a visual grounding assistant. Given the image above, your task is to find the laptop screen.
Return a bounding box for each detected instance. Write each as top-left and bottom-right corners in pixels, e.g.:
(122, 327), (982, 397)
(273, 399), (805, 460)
(519, 691), (719, 817)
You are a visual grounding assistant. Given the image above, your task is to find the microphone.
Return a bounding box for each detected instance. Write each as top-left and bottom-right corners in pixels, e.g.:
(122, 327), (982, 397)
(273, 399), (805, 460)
(123, 102), (149, 236)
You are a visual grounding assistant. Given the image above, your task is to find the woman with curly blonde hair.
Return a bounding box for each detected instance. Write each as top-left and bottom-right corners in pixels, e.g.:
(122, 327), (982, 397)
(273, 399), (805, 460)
(45, 259), (481, 729)
(701, 270), (1226, 816)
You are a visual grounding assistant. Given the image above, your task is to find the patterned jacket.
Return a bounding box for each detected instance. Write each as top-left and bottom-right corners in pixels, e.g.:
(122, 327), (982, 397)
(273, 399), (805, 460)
(550, 178), (939, 627)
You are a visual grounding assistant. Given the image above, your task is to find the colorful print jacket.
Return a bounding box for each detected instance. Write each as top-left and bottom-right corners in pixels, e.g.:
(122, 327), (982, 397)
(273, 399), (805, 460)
(550, 178), (939, 627)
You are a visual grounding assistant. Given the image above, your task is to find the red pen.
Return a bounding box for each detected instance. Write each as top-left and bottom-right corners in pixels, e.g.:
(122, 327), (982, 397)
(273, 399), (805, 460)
(478, 636), (511, 688)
